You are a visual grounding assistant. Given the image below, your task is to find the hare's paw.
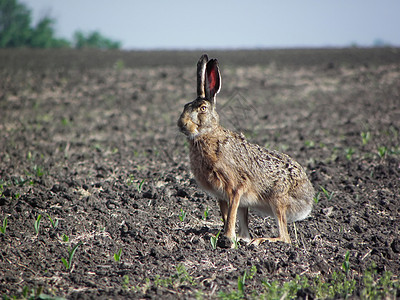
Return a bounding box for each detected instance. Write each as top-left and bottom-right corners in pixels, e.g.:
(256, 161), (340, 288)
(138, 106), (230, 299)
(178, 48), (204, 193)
(217, 235), (234, 249)
(250, 236), (291, 246)
(238, 235), (251, 244)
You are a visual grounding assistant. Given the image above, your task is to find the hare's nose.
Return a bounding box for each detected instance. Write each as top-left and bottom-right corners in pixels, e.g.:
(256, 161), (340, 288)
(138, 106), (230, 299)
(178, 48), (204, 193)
(177, 115), (186, 128)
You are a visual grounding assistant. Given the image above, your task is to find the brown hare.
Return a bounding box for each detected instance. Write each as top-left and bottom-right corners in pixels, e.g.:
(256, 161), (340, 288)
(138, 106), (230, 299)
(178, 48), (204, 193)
(177, 54), (314, 248)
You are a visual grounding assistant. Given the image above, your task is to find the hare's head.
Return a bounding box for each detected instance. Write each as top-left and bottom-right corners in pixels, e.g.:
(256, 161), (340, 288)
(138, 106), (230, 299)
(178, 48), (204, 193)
(178, 54), (221, 139)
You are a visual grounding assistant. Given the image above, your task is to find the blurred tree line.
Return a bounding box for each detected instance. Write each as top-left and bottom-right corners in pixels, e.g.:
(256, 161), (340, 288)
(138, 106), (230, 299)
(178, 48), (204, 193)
(0, 0), (121, 49)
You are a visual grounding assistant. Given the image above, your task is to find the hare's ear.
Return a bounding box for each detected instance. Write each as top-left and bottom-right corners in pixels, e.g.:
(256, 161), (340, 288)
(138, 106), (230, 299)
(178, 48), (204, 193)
(197, 54), (209, 98)
(205, 59), (221, 101)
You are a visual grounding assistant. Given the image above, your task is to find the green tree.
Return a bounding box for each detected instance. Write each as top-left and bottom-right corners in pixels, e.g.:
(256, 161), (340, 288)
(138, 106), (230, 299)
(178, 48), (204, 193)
(0, 0), (120, 49)
(29, 17), (70, 48)
(74, 30), (121, 49)
(0, 0), (31, 47)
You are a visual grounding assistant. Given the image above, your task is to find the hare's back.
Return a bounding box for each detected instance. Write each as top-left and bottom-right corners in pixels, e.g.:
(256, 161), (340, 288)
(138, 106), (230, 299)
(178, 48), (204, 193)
(224, 131), (307, 182)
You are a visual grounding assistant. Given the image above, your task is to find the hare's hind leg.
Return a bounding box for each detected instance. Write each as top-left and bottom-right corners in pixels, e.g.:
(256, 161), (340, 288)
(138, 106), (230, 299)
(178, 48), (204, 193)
(250, 197), (291, 245)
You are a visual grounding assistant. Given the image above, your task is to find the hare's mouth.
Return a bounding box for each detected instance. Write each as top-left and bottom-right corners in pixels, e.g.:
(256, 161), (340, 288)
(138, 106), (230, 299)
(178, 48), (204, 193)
(179, 123), (199, 138)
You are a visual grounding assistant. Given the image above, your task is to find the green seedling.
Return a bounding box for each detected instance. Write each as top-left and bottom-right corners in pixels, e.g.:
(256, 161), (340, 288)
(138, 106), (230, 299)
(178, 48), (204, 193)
(377, 146), (387, 159)
(27, 151), (33, 160)
(237, 270), (247, 295)
(126, 174), (134, 185)
(33, 165), (44, 177)
(114, 59), (125, 71)
(210, 230), (221, 250)
(314, 192), (321, 204)
(14, 175), (31, 186)
(175, 264), (194, 285)
(34, 214), (42, 234)
(237, 266), (256, 295)
(342, 250), (351, 274)
(304, 140), (315, 148)
(20, 286), (58, 300)
(122, 275), (131, 291)
(345, 147), (355, 160)
(47, 214), (59, 229)
(361, 263), (399, 299)
(62, 234), (69, 242)
(233, 236), (240, 249)
(320, 186), (334, 201)
(114, 248), (122, 262)
(61, 117), (70, 126)
(127, 175), (145, 193)
(61, 242), (82, 270)
(153, 264), (195, 289)
(179, 208), (187, 222)
(202, 207), (209, 220)
(137, 179), (145, 192)
(0, 216), (8, 234)
(361, 131), (371, 145)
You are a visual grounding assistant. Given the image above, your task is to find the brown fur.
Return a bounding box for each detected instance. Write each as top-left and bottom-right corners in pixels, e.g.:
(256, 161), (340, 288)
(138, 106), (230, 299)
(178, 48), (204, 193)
(178, 54), (314, 246)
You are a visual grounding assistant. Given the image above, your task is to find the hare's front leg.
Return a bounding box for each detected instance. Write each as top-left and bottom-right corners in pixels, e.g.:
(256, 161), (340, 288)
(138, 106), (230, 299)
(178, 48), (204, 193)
(224, 188), (243, 240)
(218, 201), (251, 244)
(217, 188), (243, 248)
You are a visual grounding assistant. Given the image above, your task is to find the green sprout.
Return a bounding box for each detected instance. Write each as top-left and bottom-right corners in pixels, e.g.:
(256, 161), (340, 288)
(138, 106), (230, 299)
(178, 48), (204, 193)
(0, 216), (8, 234)
(345, 147), (355, 160)
(34, 214), (42, 235)
(127, 175), (145, 193)
(114, 59), (125, 71)
(137, 179), (145, 192)
(304, 140), (315, 148)
(314, 192), (321, 204)
(320, 186), (334, 201)
(342, 251), (351, 274)
(61, 242), (82, 270)
(47, 214), (59, 229)
(210, 230), (221, 250)
(377, 146), (387, 159)
(202, 207), (209, 221)
(361, 131), (371, 145)
(233, 236), (240, 249)
(114, 248), (123, 262)
(237, 266), (256, 296)
(62, 234), (69, 242)
(237, 270), (247, 295)
(179, 208), (187, 222)
(33, 165), (44, 177)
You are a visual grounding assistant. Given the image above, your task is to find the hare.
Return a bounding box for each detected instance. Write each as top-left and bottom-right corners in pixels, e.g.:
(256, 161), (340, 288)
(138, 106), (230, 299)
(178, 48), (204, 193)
(177, 54), (314, 248)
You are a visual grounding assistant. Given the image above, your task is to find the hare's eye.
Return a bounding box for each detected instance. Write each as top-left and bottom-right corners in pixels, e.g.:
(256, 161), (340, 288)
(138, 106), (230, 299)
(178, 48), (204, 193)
(200, 105), (207, 112)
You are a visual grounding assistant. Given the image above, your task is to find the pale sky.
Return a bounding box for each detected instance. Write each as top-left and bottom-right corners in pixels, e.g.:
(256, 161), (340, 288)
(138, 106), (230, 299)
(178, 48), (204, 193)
(21, 0), (400, 50)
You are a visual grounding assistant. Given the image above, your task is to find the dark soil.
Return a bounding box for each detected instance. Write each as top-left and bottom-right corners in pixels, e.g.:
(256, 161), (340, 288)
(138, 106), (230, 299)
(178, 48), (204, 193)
(1, 48), (399, 299)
